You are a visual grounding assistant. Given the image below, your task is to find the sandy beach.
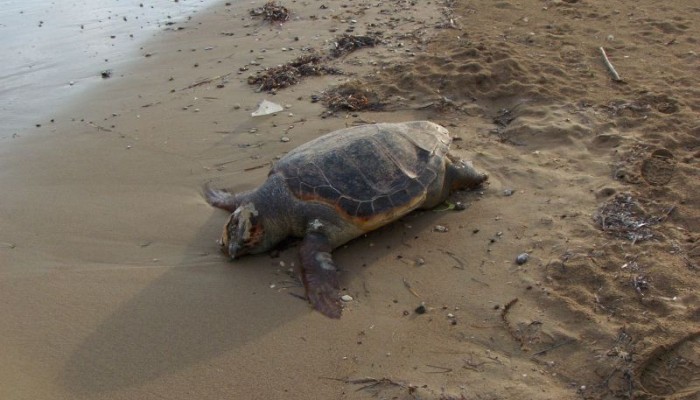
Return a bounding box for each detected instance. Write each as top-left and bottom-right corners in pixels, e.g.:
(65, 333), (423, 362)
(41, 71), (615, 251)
(1, 0), (698, 399)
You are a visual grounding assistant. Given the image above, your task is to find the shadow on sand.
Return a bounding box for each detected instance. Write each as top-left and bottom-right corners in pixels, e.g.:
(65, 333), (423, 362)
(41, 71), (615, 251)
(61, 214), (303, 394)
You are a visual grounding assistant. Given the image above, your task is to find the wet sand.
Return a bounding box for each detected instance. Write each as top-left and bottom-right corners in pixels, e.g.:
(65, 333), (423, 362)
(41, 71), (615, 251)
(1, 1), (698, 399)
(0, 0), (218, 135)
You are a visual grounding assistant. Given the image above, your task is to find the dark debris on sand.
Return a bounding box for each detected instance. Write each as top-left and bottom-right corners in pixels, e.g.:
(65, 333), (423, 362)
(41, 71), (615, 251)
(249, 1), (290, 23)
(321, 81), (384, 112)
(247, 55), (342, 92)
(330, 34), (381, 58)
(594, 193), (674, 243)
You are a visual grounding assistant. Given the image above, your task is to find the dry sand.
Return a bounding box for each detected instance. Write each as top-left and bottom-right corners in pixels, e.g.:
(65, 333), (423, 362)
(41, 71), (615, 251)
(1, 0), (698, 399)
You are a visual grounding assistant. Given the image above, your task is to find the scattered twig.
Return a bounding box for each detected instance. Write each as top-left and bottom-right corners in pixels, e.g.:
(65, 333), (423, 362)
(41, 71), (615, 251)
(462, 356), (486, 371)
(403, 278), (421, 298)
(275, 280), (302, 290)
(288, 292), (307, 301)
(597, 367), (620, 390)
(244, 164), (269, 172)
(470, 277), (490, 287)
(599, 47), (623, 82)
(86, 121), (112, 132)
(441, 250), (466, 270)
(321, 376), (413, 392)
(531, 339), (576, 357)
(623, 369), (634, 398)
(500, 298), (523, 346)
(181, 73), (231, 90)
(425, 364), (453, 374)
(501, 298), (518, 322)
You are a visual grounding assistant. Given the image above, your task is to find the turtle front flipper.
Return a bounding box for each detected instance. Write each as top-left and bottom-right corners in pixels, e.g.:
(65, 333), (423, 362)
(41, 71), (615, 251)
(203, 183), (242, 212)
(299, 231), (342, 318)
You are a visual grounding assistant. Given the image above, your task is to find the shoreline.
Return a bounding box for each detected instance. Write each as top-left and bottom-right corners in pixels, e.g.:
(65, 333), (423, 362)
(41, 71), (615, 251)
(1, 0), (221, 137)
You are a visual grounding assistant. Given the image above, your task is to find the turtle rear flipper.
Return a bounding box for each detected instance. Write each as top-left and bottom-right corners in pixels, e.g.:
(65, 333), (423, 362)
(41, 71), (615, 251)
(447, 158), (488, 190)
(299, 231), (342, 319)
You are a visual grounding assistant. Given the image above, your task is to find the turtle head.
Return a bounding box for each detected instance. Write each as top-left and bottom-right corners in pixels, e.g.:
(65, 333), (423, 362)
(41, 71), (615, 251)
(218, 202), (266, 259)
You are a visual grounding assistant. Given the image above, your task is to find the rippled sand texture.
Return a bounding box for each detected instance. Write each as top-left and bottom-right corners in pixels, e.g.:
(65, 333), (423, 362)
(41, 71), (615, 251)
(0, 0), (698, 399)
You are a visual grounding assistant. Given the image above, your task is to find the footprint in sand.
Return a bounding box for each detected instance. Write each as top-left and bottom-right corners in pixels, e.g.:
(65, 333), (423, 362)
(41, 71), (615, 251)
(638, 332), (700, 398)
(641, 148), (676, 186)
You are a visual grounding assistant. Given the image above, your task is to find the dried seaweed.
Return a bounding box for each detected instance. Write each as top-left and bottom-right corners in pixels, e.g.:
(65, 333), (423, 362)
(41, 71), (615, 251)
(247, 55), (342, 92)
(321, 81), (384, 112)
(593, 193), (673, 243)
(330, 34), (380, 58)
(249, 1), (290, 23)
(244, 33), (382, 93)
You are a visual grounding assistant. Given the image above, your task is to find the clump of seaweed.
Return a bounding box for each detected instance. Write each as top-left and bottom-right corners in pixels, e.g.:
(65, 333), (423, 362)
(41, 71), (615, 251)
(247, 55), (342, 92)
(330, 34), (381, 58)
(321, 81), (384, 112)
(249, 1), (290, 23)
(593, 193), (673, 243)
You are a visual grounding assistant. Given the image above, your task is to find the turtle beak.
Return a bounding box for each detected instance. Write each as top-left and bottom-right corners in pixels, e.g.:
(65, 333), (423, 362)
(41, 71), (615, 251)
(228, 242), (240, 259)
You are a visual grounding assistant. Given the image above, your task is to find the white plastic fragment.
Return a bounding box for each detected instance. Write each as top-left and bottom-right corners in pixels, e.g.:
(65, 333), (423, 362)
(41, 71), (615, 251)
(251, 99), (284, 117)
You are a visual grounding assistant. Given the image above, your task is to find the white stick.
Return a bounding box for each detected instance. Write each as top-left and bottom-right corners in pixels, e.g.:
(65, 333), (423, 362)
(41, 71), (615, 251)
(599, 47), (623, 82)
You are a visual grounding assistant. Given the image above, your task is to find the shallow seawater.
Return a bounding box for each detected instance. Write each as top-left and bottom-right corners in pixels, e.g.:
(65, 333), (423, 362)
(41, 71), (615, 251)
(0, 0), (221, 137)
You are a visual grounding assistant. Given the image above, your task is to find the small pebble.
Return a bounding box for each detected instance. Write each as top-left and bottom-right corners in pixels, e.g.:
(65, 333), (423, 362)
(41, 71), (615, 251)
(434, 225), (448, 233)
(503, 188), (514, 196)
(516, 253), (530, 265)
(341, 294), (353, 302)
(454, 201), (466, 211)
(281, 136), (290, 142)
(415, 303), (427, 314)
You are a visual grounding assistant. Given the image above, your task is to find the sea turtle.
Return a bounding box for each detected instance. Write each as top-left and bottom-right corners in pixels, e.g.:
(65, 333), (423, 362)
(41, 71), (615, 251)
(205, 121), (487, 318)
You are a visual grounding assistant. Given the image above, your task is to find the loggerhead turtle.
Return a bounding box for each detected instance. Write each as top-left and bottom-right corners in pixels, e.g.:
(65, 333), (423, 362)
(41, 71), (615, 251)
(205, 121), (487, 318)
